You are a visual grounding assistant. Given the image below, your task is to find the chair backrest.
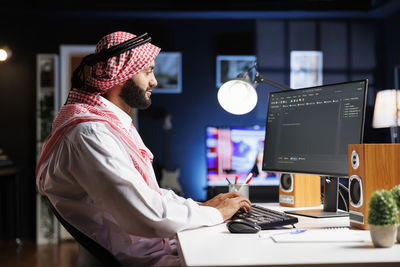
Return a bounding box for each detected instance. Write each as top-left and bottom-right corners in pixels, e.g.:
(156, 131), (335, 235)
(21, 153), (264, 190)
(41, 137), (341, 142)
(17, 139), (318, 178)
(46, 198), (121, 267)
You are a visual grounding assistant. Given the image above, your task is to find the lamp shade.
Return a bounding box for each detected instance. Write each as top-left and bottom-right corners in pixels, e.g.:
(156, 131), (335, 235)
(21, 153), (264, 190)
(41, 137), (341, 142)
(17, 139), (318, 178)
(372, 89), (400, 128)
(217, 79), (258, 115)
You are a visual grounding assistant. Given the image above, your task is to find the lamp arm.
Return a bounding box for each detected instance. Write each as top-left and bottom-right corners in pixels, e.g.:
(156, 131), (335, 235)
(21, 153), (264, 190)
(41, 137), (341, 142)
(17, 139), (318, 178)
(254, 72), (292, 91)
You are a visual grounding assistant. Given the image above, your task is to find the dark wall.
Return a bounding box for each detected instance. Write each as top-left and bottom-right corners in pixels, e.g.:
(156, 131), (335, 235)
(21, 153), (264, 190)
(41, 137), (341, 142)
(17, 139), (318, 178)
(140, 20), (259, 202)
(1, 10), (399, 240)
(386, 10), (400, 87)
(256, 19), (391, 144)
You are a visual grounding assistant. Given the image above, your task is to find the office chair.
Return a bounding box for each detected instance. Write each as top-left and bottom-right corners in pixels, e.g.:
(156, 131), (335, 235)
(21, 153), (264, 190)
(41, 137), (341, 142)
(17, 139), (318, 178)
(46, 198), (121, 267)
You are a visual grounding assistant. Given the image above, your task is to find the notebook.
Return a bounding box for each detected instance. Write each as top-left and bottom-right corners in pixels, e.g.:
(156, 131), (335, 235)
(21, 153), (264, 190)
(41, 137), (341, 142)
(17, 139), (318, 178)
(270, 228), (370, 243)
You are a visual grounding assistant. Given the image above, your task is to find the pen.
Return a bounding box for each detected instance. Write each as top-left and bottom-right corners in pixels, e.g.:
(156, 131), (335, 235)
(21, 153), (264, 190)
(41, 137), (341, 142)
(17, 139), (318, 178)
(226, 177), (232, 185)
(234, 175), (238, 185)
(272, 229), (307, 237)
(291, 229), (307, 234)
(243, 173), (253, 185)
(245, 177), (253, 184)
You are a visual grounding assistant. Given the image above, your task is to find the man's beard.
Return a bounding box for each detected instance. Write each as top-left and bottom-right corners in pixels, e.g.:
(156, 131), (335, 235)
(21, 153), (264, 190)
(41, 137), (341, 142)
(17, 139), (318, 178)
(119, 79), (152, 109)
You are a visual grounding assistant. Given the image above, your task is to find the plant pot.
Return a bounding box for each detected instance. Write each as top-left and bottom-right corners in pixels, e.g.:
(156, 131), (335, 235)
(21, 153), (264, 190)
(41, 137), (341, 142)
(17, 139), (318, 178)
(369, 224), (397, 248)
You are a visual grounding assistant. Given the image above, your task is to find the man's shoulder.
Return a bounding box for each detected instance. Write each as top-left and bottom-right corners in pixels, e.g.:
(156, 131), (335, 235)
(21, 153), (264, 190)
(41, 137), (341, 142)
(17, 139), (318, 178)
(70, 120), (104, 131)
(66, 120), (112, 139)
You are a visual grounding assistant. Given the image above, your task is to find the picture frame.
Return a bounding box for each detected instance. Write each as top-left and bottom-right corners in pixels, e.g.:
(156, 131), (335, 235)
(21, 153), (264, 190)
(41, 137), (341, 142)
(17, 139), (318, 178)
(216, 55), (257, 88)
(153, 52), (182, 94)
(59, 44), (96, 110)
(290, 50), (323, 89)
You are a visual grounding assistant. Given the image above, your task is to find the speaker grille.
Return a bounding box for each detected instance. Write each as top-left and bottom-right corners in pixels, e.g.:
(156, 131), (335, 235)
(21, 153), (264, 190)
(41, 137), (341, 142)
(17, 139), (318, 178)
(280, 173), (293, 192)
(349, 175), (363, 208)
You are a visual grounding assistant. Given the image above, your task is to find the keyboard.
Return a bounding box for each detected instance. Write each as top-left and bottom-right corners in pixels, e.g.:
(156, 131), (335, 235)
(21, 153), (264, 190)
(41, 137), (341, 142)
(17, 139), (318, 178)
(232, 205), (299, 230)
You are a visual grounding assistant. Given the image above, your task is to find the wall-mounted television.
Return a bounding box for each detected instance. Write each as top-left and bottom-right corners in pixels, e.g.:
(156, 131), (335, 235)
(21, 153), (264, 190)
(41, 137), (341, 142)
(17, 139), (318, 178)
(206, 125), (279, 186)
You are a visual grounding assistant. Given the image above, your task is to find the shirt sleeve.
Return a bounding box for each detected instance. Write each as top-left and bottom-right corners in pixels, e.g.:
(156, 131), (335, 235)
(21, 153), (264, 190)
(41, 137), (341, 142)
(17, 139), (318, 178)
(55, 122), (223, 238)
(160, 188), (186, 203)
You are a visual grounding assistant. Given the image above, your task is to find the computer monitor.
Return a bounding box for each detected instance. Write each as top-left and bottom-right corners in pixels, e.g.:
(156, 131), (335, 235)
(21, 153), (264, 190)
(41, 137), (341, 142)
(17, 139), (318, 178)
(206, 126), (279, 187)
(262, 79), (368, 217)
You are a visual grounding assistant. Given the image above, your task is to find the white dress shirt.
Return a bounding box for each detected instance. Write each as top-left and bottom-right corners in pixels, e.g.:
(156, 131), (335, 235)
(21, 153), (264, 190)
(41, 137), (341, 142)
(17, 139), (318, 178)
(41, 96), (223, 266)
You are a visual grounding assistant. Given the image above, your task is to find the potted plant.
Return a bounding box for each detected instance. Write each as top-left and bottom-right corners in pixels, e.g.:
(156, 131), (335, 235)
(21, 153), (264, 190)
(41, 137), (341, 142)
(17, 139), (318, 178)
(391, 184), (400, 243)
(367, 189), (399, 248)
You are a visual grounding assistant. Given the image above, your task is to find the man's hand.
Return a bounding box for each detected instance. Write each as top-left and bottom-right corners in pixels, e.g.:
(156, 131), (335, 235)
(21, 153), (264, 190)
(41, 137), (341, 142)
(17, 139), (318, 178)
(200, 192), (252, 221)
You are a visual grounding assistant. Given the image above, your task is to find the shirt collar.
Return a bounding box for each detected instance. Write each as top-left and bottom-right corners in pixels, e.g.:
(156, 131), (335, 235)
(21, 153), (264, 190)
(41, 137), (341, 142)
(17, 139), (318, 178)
(99, 95), (133, 131)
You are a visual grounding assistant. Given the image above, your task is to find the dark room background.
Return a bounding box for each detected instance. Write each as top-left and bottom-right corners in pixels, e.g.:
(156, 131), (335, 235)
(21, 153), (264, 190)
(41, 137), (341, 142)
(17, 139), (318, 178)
(1, 4), (400, 240)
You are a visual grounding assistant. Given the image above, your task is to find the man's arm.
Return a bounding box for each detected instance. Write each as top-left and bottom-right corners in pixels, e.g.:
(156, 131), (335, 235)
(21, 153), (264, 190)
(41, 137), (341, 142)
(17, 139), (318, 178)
(48, 123), (227, 238)
(161, 188), (252, 221)
(200, 191), (252, 221)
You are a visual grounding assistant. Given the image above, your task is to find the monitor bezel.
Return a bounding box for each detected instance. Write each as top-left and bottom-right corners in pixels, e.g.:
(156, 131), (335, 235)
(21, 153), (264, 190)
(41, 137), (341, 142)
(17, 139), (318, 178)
(262, 79), (368, 178)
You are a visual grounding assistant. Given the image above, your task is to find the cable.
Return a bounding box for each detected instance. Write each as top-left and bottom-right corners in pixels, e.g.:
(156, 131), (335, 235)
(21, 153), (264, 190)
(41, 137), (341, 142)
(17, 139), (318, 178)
(338, 188), (348, 212)
(84, 33), (151, 66)
(338, 181), (349, 211)
(338, 182), (349, 193)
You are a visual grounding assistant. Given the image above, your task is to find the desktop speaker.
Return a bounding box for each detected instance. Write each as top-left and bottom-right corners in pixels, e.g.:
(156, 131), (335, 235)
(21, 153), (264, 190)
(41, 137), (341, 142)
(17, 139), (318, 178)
(348, 144), (400, 230)
(279, 173), (321, 207)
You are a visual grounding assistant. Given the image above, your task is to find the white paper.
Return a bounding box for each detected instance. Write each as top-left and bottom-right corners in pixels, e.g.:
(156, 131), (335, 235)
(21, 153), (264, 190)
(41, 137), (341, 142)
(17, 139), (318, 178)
(271, 228), (370, 243)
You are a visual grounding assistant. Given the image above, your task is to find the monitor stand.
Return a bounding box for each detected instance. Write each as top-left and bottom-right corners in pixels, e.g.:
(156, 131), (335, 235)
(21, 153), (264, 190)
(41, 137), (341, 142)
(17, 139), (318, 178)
(284, 176), (349, 218)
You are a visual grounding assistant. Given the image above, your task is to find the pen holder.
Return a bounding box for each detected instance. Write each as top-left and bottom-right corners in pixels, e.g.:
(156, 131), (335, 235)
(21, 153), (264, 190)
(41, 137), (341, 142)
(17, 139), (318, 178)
(229, 184), (249, 199)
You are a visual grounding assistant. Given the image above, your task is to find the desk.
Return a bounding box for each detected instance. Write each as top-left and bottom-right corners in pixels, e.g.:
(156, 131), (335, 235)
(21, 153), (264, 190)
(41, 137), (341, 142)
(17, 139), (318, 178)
(177, 203), (400, 266)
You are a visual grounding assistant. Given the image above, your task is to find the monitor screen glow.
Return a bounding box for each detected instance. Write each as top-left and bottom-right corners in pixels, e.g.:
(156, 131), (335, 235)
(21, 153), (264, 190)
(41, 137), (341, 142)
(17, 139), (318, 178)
(206, 126), (279, 186)
(262, 80), (367, 177)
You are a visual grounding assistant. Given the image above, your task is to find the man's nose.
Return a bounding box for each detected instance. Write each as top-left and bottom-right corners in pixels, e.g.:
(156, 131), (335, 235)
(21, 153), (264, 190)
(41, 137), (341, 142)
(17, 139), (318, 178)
(150, 77), (157, 88)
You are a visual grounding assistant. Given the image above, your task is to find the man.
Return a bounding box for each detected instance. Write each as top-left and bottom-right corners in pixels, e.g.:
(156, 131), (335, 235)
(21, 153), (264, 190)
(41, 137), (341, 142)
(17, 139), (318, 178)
(36, 31), (251, 266)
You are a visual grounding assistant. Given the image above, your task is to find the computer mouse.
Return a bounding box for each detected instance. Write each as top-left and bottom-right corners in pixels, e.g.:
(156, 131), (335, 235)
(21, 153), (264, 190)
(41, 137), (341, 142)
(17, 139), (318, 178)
(227, 219), (261, 233)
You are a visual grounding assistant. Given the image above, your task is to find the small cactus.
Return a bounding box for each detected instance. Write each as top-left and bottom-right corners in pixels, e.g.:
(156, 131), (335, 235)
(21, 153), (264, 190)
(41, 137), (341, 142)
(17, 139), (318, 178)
(391, 184), (400, 210)
(367, 189), (399, 226)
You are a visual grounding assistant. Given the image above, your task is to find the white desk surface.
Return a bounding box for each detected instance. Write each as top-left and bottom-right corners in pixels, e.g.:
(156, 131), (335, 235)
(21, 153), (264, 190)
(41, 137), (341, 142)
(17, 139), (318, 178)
(176, 203), (400, 266)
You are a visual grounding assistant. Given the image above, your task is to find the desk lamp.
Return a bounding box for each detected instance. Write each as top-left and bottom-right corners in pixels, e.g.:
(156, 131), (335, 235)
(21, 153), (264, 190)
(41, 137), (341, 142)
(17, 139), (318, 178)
(372, 89), (400, 143)
(217, 62), (291, 115)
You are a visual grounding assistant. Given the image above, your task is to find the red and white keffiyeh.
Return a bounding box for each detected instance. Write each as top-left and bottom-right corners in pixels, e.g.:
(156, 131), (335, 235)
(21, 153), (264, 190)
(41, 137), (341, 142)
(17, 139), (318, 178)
(86, 31), (160, 93)
(36, 89), (162, 195)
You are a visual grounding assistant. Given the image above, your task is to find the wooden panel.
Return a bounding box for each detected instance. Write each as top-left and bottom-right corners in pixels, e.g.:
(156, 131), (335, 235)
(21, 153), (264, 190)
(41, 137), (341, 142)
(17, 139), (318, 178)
(349, 144), (400, 229)
(364, 144), (400, 191)
(279, 174), (321, 207)
(348, 144), (365, 215)
(293, 174), (321, 207)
